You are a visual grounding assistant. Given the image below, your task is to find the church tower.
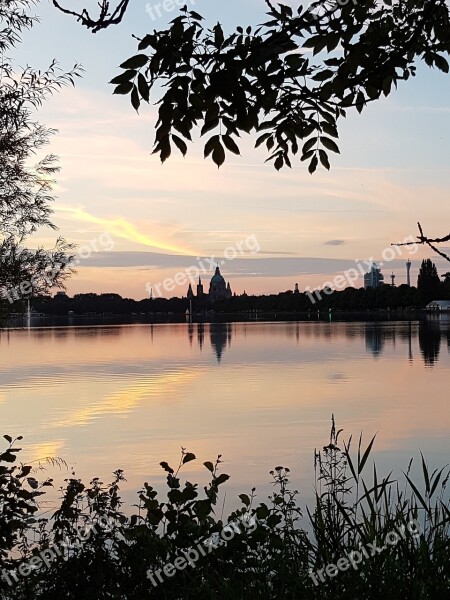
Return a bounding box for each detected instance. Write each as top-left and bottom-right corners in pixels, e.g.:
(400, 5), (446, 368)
(197, 276), (204, 298)
(187, 283), (194, 300)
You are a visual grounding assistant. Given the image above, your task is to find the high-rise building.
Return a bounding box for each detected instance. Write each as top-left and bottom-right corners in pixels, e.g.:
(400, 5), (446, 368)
(364, 263), (384, 289)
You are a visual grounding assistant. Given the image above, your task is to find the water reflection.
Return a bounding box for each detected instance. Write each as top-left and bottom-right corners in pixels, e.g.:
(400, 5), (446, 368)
(419, 320), (442, 366)
(209, 323), (232, 363)
(1, 318), (449, 508)
(176, 318), (450, 367)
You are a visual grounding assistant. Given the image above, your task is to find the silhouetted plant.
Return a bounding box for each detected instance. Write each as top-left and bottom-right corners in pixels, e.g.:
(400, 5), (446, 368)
(0, 421), (449, 599)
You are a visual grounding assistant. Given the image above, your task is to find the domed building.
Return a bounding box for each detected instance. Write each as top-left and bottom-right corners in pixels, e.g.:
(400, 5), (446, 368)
(209, 265), (232, 302)
(186, 265), (232, 303)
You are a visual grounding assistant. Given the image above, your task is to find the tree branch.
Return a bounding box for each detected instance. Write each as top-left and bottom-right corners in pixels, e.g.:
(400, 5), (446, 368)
(52, 0), (130, 33)
(392, 222), (450, 262)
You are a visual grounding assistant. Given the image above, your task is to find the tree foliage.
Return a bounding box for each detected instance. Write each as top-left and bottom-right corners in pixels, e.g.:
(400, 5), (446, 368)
(0, 0), (81, 315)
(54, 0), (450, 172)
(417, 258), (441, 304)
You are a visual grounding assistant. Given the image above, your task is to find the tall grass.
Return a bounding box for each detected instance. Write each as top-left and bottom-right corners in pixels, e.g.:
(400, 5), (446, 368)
(0, 419), (449, 599)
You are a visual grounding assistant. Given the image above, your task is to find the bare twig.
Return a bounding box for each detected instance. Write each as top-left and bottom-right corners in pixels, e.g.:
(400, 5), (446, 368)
(52, 0), (130, 33)
(392, 222), (450, 262)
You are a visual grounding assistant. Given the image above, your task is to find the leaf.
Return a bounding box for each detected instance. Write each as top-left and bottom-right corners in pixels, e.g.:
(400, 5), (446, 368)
(239, 494), (250, 507)
(358, 435), (376, 475)
(131, 86), (140, 111)
(182, 452), (196, 464)
(212, 140), (225, 167)
(214, 473), (230, 486)
(3, 435), (12, 443)
(222, 135), (240, 155)
(214, 23), (225, 48)
(204, 461), (214, 473)
(201, 118), (220, 136)
(172, 134), (188, 156)
(120, 54), (149, 70)
(160, 461), (174, 475)
(321, 136), (340, 154)
(319, 149), (330, 170)
(274, 155), (283, 171)
(137, 73), (150, 102)
(110, 70), (136, 85)
(204, 135), (220, 158)
(308, 155), (318, 174)
(113, 82), (134, 95)
(434, 54), (449, 73)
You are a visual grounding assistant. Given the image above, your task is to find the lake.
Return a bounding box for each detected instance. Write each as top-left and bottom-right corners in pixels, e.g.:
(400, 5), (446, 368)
(1, 318), (449, 512)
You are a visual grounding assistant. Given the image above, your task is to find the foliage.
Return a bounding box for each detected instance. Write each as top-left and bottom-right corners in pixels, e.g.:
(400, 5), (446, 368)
(0, 421), (449, 599)
(417, 258), (441, 305)
(101, 0), (450, 172)
(0, 0), (80, 316)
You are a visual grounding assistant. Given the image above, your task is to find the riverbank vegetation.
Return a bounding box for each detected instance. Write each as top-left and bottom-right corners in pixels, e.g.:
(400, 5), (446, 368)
(1, 420), (449, 599)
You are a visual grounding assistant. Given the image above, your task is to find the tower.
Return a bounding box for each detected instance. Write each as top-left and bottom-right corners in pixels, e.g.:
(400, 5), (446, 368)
(294, 283), (300, 294)
(406, 260), (411, 286)
(187, 283), (194, 300)
(197, 276), (204, 298)
(390, 272), (396, 287)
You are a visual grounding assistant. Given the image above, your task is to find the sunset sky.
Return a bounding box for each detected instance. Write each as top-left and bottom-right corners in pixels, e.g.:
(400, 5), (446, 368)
(17, 0), (450, 299)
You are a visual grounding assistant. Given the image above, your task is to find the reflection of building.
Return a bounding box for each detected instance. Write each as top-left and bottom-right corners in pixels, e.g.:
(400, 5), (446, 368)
(186, 265), (232, 303)
(210, 323), (232, 363)
(364, 263), (384, 289)
(364, 323), (384, 357)
(197, 322), (204, 350)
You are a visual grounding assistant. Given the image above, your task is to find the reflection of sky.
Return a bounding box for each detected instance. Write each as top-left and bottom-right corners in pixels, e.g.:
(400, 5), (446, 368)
(11, 1), (450, 298)
(0, 321), (449, 509)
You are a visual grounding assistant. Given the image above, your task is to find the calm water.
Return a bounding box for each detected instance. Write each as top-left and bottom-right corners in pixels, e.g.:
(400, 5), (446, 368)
(1, 319), (449, 510)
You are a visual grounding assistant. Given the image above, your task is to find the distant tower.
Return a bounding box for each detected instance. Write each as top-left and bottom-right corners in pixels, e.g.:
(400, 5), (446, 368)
(294, 283), (300, 294)
(149, 287), (153, 300)
(406, 260), (411, 286)
(187, 283), (194, 300)
(197, 276), (204, 298)
(390, 272), (396, 287)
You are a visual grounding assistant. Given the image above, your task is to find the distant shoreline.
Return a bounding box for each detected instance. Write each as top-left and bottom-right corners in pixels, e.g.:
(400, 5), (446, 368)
(4, 308), (443, 329)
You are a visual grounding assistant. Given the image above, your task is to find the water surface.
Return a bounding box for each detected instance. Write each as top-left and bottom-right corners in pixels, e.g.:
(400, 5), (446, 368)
(1, 319), (448, 510)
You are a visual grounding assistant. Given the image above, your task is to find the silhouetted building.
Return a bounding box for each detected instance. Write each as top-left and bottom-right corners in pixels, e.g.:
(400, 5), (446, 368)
(294, 283), (300, 294)
(364, 263), (384, 289)
(209, 266), (232, 302)
(197, 277), (204, 298)
(186, 265), (232, 303)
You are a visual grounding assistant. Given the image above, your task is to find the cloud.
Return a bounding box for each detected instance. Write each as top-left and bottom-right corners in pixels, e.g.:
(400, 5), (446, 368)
(56, 205), (191, 254)
(324, 239), (346, 246)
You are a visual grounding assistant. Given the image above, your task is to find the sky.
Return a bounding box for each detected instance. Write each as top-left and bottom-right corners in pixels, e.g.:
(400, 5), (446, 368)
(14, 0), (450, 299)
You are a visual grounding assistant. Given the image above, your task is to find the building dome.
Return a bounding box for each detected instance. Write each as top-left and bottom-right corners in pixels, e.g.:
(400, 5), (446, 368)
(210, 266), (225, 285)
(209, 265), (231, 302)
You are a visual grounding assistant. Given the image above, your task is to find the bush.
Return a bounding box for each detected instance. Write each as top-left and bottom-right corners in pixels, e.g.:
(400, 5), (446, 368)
(0, 419), (449, 599)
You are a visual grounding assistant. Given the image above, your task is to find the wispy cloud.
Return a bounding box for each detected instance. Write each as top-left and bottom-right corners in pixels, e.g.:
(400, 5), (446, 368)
(56, 206), (191, 254)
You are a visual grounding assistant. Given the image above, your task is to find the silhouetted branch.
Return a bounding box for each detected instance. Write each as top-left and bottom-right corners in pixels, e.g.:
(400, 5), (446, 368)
(52, 0), (130, 32)
(392, 222), (450, 262)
